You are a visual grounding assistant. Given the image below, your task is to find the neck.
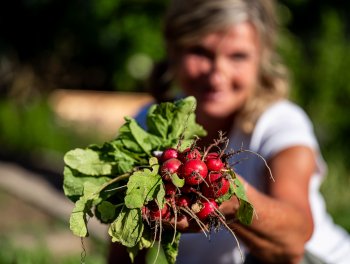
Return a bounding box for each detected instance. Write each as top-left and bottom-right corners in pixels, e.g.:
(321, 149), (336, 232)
(196, 113), (236, 147)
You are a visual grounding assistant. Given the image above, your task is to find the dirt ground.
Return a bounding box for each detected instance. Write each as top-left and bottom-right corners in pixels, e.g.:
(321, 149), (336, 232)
(0, 161), (107, 258)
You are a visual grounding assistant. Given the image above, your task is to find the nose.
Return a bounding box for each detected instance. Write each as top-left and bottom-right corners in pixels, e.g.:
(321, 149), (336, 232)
(209, 70), (225, 87)
(208, 57), (229, 87)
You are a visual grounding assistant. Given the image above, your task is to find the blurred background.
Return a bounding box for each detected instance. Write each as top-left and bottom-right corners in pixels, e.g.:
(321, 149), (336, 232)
(0, 0), (349, 263)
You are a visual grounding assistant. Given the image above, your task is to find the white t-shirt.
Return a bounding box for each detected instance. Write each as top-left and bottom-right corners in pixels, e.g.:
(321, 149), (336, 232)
(136, 100), (350, 264)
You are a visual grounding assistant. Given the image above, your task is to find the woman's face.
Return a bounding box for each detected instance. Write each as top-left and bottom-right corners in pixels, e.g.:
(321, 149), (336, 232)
(175, 22), (261, 119)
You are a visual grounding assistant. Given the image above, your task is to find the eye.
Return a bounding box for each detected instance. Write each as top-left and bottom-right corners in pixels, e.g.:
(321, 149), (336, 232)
(229, 52), (249, 61)
(187, 46), (213, 59)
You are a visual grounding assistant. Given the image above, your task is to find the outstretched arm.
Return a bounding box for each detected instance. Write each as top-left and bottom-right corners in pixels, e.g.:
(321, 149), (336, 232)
(220, 146), (315, 264)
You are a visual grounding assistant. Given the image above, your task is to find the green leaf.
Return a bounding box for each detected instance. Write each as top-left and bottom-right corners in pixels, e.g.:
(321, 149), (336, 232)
(232, 178), (248, 201)
(97, 201), (117, 223)
(124, 168), (164, 209)
(64, 148), (114, 176)
(127, 117), (162, 155)
(63, 166), (111, 201)
(236, 200), (254, 226)
(161, 231), (181, 264)
(170, 173), (185, 188)
(149, 156), (159, 167)
(149, 157), (160, 175)
(146, 96), (206, 147)
(118, 124), (144, 153)
(69, 181), (104, 237)
(109, 207), (144, 248)
(118, 117), (162, 156)
(69, 197), (92, 237)
(138, 230), (153, 249)
(169, 96), (206, 140)
(127, 230), (153, 262)
(127, 246), (139, 263)
(156, 183), (166, 209)
(232, 178), (254, 225)
(146, 102), (174, 139)
(106, 141), (144, 174)
(215, 181), (235, 204)
(82, 181), (102, 201)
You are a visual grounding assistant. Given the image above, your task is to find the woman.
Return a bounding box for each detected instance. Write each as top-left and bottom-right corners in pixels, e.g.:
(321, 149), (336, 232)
(109, 0), (350, 263)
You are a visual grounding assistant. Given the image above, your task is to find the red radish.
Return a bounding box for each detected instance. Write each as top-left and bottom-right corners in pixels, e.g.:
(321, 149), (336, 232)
(196, 199), (218, 221)
(141, 206), (149, 219)
(160, 158), (182, 181)
(141, 135), (243, 240)
(207, 171), (223, 183)
(149, 203), (170, 220)
(205, 152), (219, 159)
(179, 147), (201, 162)
(176, 196), (192, 207)
(164, 182), (177, 196)
(202, 177), (230, 198)
(205, 156), (224, 172)
(180, 184), (196, 194)
(181, 159), (208, 185)
(160, 148), (178, 162)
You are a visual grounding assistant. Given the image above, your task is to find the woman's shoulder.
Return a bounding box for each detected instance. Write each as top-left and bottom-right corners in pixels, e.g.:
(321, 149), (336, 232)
(257, 99), (314, 132)
(251, 100), (318, 158)
(263, 100), (310, 121)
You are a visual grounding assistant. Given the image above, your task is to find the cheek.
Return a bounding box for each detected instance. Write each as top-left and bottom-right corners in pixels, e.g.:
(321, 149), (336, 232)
(182, 57), (198, 78)
(235, 62), (259, 91)
(179, 55), (211, 80)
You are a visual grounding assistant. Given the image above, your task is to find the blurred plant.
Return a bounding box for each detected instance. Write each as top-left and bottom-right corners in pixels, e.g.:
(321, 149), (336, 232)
(320, 159), (350, 232)
(0, 0), (168, 96)
(0, 97), (94, 161)
(278, 5), (350, 162)
(0, 234), (106, 264)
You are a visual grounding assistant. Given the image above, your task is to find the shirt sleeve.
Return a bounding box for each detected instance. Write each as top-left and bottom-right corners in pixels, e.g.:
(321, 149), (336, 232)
(134, 103), (152, 130)
(252, 101), (319, 160)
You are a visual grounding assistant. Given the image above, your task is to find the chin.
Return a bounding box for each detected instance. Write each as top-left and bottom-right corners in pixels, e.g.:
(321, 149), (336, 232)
(198, 103), (235, 119)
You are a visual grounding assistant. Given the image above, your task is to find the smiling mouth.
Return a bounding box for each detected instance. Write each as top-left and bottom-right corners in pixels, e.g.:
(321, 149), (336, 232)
(200, 89), (230, 102)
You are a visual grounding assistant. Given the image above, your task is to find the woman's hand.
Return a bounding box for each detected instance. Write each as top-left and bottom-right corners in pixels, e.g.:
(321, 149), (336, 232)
(218, 183), (241, 222)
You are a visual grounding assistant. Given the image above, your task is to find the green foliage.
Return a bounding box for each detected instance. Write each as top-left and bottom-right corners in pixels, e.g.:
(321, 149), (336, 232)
(279, 5), (350, 165)
(320, 158), (350, 232)
(64, 97), (207, 262)
(232, 178), (254, 225)
(0, 99), (91, 157)
(0, 0), (168, 92)
(109, 207), (145, 247)
(160, 232), (182, 264)
(304, 11), (350, 157)
(124, 163), (165, 209)
(0, 235), (106, 264)
(64, 148), (117, 176)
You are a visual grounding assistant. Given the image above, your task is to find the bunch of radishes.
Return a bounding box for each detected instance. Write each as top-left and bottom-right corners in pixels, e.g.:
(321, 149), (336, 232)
(142, 137), (235, 231)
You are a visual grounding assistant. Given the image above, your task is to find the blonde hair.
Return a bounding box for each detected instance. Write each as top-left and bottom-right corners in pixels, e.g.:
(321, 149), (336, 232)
(162, 0), (289, 133)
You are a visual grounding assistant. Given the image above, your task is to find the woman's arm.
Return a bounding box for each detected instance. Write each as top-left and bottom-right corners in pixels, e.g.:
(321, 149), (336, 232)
(220, 145), (315, 264)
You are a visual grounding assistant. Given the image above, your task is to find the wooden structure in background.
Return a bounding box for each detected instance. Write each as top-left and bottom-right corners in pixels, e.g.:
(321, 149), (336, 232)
(49, 89), (154, 139)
